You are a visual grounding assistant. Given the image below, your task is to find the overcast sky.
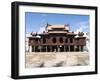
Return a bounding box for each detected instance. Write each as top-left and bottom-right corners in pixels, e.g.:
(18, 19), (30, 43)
(25, 12), (89, 34)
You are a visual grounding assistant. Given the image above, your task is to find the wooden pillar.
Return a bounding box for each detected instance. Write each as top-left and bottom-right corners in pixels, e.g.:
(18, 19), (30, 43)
(82, 46), (83, 51)
(32, 46), (34, 52)
(73, 45), (74, 52)
(81, 46), (83, 52)
(40, 46), (41, 52)
(41, 46), (42, 52)
(57, 45), (59, 52)
(46, 46), (47, 52)
(34, 46), (36, 52)
(50, 46), (52, 52)
(57, 45), (58, 52)
(79, 46), (81, 51)
(58, 46), (60, 52)
(74, 45), (76, 52)
(69, 45), (70, 52)
(64, 46), (66, 52)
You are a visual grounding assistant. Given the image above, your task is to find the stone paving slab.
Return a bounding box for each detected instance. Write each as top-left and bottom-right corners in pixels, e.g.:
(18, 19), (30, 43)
(25, 52), (89, 68)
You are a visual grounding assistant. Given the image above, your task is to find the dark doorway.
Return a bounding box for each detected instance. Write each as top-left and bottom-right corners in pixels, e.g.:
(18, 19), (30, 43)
(81, 46), (83, 52)
(70, 46), (74, 52)
(65, 46), (69, 52)
(59, 45), (64, 52)
(47, 46), (50, 52)
(41, 46), (46, 52)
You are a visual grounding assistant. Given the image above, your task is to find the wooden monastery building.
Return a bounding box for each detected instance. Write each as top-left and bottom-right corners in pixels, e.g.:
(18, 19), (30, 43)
(27, 24), (86, 52)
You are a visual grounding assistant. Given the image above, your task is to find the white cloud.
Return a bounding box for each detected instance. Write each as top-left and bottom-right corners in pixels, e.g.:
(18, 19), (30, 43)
(75, 27), (83, 34)
(38, 26), (45, 34)
(75, 21), (89, 34)
(38, 18), (47, 34)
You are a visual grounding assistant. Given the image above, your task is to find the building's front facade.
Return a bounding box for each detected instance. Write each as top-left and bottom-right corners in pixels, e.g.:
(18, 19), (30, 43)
(28, 24), (86, 52)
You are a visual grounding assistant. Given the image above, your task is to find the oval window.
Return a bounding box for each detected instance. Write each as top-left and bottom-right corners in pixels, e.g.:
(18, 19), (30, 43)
(59, 37), (63, 43)
(43, 38), (46, 43)
(70, 38), (73, 43)
(52, 38), (56, 43)
(65, 38), (68, 43)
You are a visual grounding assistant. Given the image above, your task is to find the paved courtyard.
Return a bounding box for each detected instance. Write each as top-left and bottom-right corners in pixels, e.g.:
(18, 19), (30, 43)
(25, 52), (89, 68)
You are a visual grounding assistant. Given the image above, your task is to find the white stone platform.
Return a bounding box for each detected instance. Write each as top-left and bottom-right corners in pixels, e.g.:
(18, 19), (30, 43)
(25, 52), (89, 68)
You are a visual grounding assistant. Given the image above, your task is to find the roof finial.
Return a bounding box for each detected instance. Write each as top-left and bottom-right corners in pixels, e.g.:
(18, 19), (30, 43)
(45, 22), (48, 31)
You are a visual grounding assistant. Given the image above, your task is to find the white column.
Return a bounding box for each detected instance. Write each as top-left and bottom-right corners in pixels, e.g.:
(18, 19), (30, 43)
(46, 46), (47, 52)
(29, 45), (32, 53)
(58, 47), (60, 52)
(40, 46), (41, 52)
(26, 37), (29, 52)
(79, 46), (81, 51)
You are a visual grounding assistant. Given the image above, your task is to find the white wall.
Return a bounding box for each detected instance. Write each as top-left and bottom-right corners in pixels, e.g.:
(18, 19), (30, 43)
(0, 0), (99, 81)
